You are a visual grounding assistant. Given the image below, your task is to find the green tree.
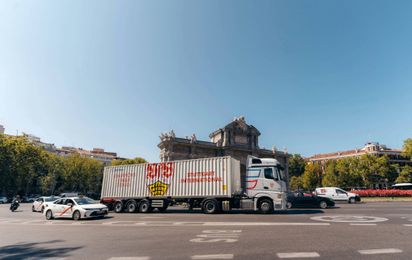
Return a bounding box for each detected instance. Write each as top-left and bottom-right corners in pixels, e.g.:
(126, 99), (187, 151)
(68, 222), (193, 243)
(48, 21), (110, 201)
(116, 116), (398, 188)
(357, 155), (391, 188)
(395, 165), (412, 183)
(39, 153), (65, 195)
(111, 157), (147, 166)
(0, 135), (48, 196)
(288, 154), (306, 177)
(61, 154), (104, 194)
(289, 176), (303, 191)
(322, 161), (339, 187)
(302, 163), (322, 191)
(335, 157), (362, 188)
(403, 138), (412, 159)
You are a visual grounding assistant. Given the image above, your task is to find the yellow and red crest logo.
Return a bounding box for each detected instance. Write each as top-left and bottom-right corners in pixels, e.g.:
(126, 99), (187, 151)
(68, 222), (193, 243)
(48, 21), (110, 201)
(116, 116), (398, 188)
(146, 162), (174, 196)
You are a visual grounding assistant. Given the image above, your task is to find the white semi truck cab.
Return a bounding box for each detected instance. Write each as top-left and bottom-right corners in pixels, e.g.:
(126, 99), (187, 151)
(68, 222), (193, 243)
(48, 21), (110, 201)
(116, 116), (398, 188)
(242, 156), (287, 212)
(100, 156), (287, 214)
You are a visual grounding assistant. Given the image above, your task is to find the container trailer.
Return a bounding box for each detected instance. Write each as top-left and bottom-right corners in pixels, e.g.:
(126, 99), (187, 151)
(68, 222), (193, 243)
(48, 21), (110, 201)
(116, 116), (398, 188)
(100, 156), (287, 214)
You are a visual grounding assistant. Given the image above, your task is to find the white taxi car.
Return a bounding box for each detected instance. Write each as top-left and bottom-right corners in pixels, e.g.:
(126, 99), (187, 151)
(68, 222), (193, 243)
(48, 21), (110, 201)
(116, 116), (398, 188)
(44, 197), (108, 220)
(32, 196), (60, 213)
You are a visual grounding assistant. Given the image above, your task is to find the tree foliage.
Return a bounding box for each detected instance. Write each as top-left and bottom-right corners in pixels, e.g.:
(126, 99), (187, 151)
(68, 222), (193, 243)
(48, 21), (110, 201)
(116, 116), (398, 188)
(289, 176), (303, 191)
(322, 161), (339, 187)
(396, 165), (412, 183)
(288, 154), (306, 177)
(111, 157), (147, 166)
(0, 134), (145, 197)
(403, 138), (412, 159)
(302, 163), (322, 191)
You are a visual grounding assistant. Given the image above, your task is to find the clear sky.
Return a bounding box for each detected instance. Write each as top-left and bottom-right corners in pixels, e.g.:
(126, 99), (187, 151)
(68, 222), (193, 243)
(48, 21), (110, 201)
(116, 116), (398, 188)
(1, 0), (411, 161)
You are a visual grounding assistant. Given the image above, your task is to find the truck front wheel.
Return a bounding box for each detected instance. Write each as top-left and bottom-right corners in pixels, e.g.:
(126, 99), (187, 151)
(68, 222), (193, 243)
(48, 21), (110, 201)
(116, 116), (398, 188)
(202, 199), (220, 214)
(258, 199), (273, 214)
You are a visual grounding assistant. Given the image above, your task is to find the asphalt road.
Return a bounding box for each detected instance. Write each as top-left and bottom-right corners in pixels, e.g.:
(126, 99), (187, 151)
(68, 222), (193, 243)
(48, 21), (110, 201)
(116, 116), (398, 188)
(1, 202), (412, 260)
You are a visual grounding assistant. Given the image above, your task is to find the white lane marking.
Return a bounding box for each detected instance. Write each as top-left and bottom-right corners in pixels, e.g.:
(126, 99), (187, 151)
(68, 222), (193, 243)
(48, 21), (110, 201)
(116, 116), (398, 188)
(349, 223), (377, 226)
(202, 222), (329, 226)
(403, 224), (412, 227)
(107, 257), (150, 260)
(358, 248), (403, 255)
(311, 215), (388, 223)
(191, 230), (241, 243)
(191, 254), (234, 259)
(277, 252), (320, 258)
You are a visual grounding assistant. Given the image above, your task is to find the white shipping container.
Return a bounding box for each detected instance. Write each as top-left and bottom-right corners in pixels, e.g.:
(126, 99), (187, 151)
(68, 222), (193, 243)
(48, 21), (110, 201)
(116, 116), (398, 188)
(101, 156), (241, 199)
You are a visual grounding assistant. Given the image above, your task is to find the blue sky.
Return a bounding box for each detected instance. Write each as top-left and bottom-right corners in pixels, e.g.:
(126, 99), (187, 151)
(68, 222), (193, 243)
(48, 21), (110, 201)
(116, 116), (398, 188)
(1, 0), (411, 161)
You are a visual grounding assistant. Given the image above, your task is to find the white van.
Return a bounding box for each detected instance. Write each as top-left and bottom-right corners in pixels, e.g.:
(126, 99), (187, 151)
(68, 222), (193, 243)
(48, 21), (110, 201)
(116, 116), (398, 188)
(315, 187), (360, 203)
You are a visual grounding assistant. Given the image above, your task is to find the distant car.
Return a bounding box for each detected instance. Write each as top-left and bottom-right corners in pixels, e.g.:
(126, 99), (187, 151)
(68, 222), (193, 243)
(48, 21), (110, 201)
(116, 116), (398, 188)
(59, 192), (79, 198)
(26, 195), (39, 203)
(0, 196), (7, 204)
(286, 191), (335, 209)
(44, 197), (108, 220)
(32, 196), (60, 213)
(315, 187), (361, 203)
(391, 183), (412, 190)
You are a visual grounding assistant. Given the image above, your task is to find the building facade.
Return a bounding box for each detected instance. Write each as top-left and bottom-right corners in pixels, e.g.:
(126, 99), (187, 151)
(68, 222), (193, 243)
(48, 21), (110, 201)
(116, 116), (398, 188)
(308, 142), (411, 167)
(158, 117), (290, 186)
(23, 133), (57, 152)
(56, 147), (119, 166)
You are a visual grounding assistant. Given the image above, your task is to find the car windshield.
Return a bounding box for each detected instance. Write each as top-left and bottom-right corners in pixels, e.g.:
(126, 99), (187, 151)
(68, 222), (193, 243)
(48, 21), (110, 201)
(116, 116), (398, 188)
(74, 198), (95, 205)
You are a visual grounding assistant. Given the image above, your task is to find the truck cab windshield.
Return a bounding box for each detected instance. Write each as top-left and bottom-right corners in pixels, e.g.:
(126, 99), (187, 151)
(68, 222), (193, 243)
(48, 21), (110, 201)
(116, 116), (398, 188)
(276, 166), (284, 181)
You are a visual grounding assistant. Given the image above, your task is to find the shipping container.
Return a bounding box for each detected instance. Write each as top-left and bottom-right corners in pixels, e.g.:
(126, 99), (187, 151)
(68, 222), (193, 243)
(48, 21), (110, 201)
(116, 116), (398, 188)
(101, 156), (241, 199)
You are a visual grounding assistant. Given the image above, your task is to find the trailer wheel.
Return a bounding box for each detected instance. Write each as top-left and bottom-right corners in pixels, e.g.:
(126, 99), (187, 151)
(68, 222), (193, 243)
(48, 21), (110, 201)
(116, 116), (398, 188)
(114, 201), (124, 213)
(202, 199), (220, 214)
(126, 200), (137, 213)
(258, 199), (273, 214)
(139, 200), (152, 213)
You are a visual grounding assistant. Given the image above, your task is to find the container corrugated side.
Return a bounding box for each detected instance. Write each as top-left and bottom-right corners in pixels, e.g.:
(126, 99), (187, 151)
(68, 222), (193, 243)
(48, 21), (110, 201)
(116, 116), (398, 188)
(101, 156), (241, 199)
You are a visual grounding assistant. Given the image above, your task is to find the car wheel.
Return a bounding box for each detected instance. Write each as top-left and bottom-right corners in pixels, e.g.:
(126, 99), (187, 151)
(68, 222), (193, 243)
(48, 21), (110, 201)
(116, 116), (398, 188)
(286, 202), (293, 209)
(126, 200), (137, 213)
(258, 199), (273, 214)
(114, 201), (123, 213)
(72, 210), (81, 221)
(45, 210), (54, 220)
(349, 197), (356, 204)
(32, 206), (36, 212)
(319, 201), (328, 209)
(139, 200), (152, 213)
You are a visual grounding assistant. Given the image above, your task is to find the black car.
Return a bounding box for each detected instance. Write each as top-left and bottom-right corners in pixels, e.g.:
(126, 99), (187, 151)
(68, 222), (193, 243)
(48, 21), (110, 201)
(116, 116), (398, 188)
(286, 191), (335, 209)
